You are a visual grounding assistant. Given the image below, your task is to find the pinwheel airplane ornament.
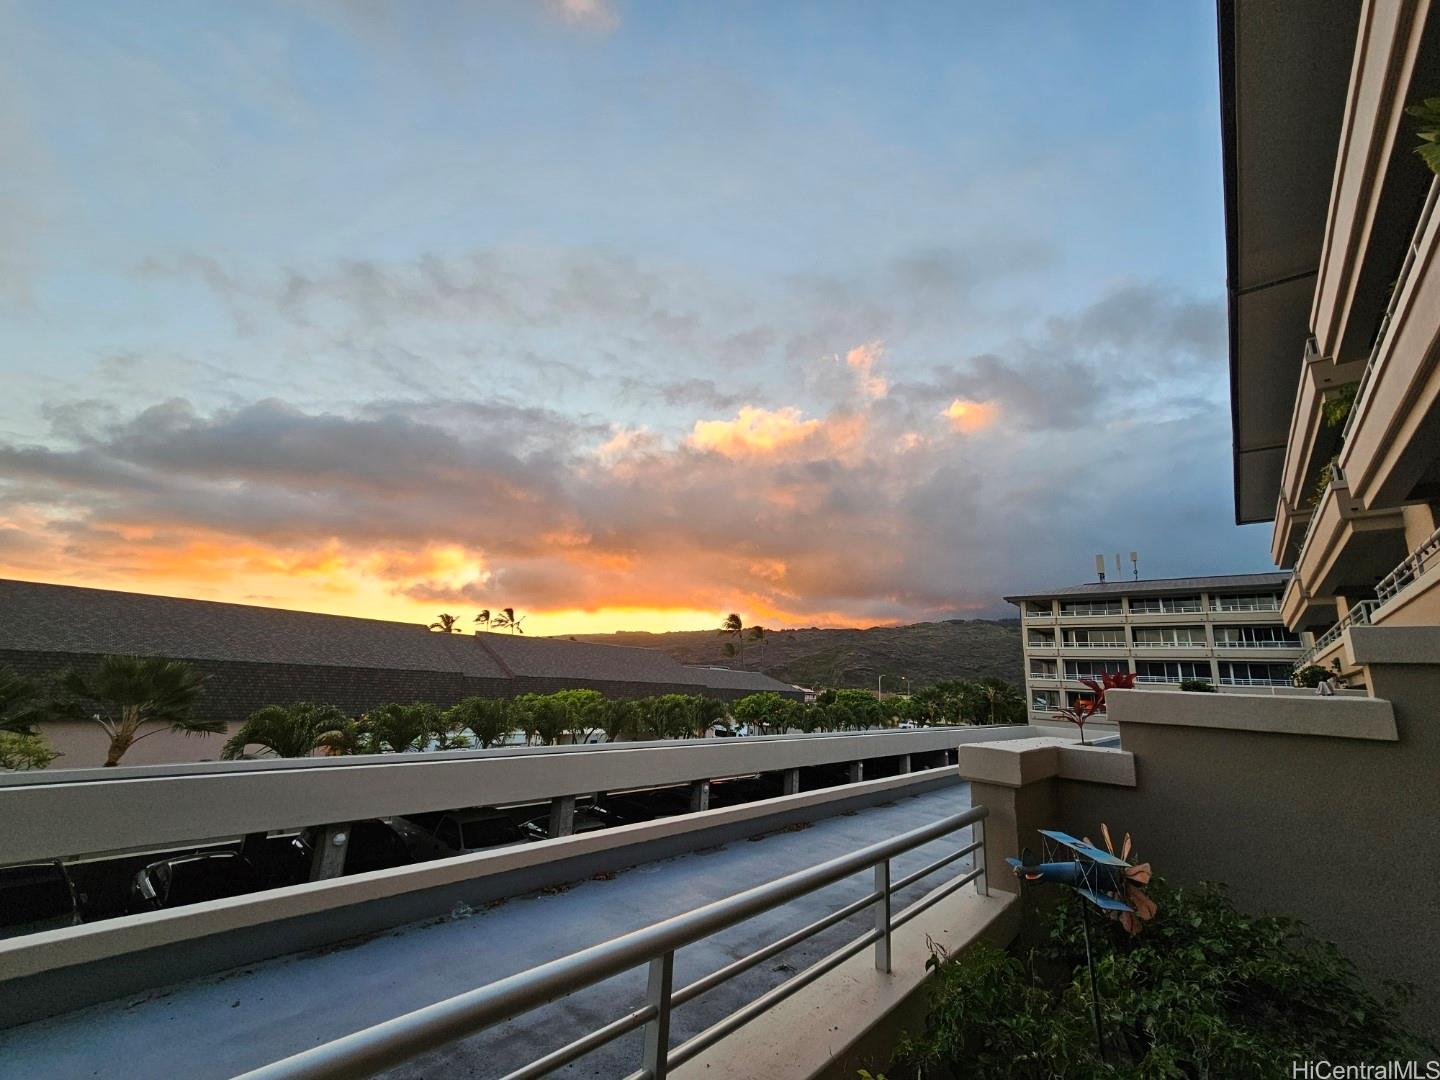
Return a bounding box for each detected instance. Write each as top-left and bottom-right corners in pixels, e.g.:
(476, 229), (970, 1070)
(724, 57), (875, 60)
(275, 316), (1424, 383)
(1006, 823), (1156, 934)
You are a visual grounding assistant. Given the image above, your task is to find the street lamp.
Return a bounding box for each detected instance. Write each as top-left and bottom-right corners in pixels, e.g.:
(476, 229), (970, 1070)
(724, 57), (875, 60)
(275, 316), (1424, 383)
(876, 674), (886, 701)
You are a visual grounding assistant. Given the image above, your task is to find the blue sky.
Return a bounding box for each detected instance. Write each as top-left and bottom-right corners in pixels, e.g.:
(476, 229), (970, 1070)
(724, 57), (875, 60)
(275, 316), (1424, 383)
(0, 0), (1271, 631)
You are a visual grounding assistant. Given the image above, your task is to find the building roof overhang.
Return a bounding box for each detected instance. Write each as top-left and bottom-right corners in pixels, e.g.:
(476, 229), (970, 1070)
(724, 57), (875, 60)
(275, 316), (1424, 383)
(1218, 0), (1361, 524)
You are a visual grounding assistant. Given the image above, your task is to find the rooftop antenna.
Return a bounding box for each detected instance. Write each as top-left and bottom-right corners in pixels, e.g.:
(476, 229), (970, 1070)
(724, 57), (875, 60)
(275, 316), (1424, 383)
(1115, 553), (1122, 578)
(1130, 551), (1140, 581)
(1094, 554), (1106, 583)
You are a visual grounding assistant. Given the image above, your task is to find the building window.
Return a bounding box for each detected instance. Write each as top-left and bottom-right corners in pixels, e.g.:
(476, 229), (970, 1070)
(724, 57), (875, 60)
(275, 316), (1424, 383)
(1059, 599), (1122, 616)
(1024, 602), (1052, 617)
(1065, 690), (1103, 712)
(1211, 594), (1281, 612)
(1029, 659), (1058, 678)
(1128, 595), (1202, 614)
(1135, 660), (1210, 683)
(1031, 690), (1060, 710)
(1132, 626), (1206, 647)
(1028, 631), (1056, 647)
(1065, 658), (1128, 679)
(1214, 626), (1302, 647)
(1063, 628), (1125, 646)
(1219, 662), (1293, 685)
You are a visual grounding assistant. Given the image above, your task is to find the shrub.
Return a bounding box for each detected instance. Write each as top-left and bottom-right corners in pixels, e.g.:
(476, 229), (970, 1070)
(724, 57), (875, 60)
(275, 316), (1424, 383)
(0, 730), (60, 770)
(1292, 664), (1329, 689)
(883, 879), (1431, 1078)
(1178, 678), (1216, 693)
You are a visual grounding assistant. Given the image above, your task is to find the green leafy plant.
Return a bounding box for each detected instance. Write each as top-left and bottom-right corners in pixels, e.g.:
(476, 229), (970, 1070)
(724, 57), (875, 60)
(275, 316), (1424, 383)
(1292, 664), (1330, 689)
(1406, 95), (1440, 175)
(0, 730), (60, 770)
(1323, 382), (1357, 428)
(882, 879), (1431, 1078)
(221, 702), (357, 759)
(0, 666), (55, 735)
(358, 701), (443, 752)
(60, 655), (219, 767)
(444, 695), (513, 748)
(1178, 678), (1216, 693)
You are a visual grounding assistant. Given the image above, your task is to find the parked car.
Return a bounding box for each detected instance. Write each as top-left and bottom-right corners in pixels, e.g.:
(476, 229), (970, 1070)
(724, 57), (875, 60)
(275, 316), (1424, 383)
(395, 808), (527, 858)
(0, 861), (82, 937)
(518, 804), (626, 841)
(130, 850), (263, 911)
(293, 819), (416, 875)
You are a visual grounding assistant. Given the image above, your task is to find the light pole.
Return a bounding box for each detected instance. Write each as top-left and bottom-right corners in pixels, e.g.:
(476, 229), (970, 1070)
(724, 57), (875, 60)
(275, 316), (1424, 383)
(876, 674), (886, 701)
(901, 675), (910, 697)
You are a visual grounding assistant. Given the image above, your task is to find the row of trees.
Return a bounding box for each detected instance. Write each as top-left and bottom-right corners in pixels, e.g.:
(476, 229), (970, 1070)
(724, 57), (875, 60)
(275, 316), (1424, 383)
(0, 655), (1027, 768)
(430, 609), (526, 634)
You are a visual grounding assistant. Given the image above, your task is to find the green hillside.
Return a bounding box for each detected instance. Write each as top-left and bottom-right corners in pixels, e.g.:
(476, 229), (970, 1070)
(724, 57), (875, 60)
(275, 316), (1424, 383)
(563, 619), (1023, 690)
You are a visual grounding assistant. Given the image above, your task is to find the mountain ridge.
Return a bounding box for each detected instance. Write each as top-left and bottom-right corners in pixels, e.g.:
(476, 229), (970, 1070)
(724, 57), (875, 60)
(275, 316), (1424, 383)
(561, 618), (1023, 690)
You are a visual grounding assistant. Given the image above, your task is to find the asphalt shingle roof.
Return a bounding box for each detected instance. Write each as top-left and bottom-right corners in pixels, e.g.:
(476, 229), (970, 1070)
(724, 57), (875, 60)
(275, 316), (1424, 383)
(0, 579), (804, 695)
(1002, 571), (1291, 604)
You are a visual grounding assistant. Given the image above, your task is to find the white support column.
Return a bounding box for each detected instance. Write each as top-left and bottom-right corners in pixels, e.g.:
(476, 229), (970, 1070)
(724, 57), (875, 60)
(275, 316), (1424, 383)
(781, 769), (801, 796)
(847, 760), (864, 783)
(896, 753), (911, 774)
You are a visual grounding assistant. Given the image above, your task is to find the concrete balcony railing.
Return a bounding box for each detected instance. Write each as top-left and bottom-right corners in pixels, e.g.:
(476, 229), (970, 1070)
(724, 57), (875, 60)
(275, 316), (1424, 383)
(1288, 463), (1406, 626)
(1059, 640), (1128, 650)
(1374, 524), (1440, 608)
(1340, 176), (1440, 510)
(1298, 599), (1382, 670)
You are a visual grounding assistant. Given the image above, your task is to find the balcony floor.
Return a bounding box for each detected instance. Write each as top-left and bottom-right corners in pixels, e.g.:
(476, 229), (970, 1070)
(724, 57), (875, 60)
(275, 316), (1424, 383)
(0, 783), (976, 1080)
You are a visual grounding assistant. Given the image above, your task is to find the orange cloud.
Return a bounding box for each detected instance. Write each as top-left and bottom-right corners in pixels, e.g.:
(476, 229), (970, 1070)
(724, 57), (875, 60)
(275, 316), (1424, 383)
(845, 341), (888, 400)
(942, 398), (998, 433)
(688, 406), (823, 458)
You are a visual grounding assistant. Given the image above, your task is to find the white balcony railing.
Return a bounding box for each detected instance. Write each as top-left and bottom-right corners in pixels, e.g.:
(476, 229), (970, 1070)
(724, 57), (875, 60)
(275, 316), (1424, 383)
(1130, 639), (1207, 649)
(1060, 641), (1128, 650)
(1296, 599), (1382, 668)
(1213, 639), (1304, 650)
(1210, 601), (1281, 613)
(1341, 176), (1440, 446)
(1218, 677), (1293, 687)
(1374, 525), (1440, 606)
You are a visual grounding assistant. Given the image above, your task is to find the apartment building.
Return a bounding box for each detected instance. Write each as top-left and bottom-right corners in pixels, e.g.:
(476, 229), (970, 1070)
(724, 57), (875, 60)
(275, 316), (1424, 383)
(1223, 0), (1440, 682)
(1004, 573), (1303, 722)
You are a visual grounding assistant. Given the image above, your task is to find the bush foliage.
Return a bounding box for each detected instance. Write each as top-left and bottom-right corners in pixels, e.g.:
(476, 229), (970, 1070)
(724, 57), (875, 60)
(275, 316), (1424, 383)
(876, 879), (1431, 1078)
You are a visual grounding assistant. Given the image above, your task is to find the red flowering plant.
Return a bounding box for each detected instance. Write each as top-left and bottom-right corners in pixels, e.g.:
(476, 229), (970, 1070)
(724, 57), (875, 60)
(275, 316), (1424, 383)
(1053, 671), (1136, 744)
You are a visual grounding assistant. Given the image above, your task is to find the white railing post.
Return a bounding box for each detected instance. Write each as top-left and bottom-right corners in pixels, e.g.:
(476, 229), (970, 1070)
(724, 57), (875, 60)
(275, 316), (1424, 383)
(975, 819), (988, 896)
(873, 859), (891, 973)
(642, 951), (674, 1080)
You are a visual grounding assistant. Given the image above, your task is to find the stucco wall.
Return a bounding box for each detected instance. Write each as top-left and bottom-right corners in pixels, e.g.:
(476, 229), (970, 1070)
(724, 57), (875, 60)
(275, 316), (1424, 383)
(1058, 673), (1440, 1042)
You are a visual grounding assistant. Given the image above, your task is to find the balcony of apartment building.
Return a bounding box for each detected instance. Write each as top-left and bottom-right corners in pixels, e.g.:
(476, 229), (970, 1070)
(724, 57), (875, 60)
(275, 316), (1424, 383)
(1058, 627), (1126, 652)
(1024, 628), (1057, 651)
(1128, 625), (1209, 659)
(1122, 595), (1204, 622)
(1054, 599), (1123, 623)
(1211, 624), (1304, 659)
(1020, 600), (1055, 624)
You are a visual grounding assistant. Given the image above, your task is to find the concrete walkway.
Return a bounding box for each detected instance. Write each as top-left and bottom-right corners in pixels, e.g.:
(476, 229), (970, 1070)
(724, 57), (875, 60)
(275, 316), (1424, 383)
(0, 783), (977, 1080)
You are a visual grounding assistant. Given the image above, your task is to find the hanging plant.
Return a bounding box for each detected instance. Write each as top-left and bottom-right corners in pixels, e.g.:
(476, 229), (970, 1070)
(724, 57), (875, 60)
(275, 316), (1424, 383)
(1323, 382), (1356, 428)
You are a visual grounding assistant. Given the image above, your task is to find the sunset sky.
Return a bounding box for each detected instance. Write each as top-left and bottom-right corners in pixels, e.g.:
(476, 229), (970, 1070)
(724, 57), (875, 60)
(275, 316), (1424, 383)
(0, 1), (1271, 634)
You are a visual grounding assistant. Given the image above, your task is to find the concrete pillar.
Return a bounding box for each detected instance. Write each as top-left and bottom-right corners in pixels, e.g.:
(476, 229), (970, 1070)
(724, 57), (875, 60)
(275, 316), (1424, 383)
(308, 823), (350, 881)
(897, 753), (911, 774)
(781, 769), (801, 796)
(689, 779), (711, 813)
(549, 794), (576, 837)
(847, 760), (864, 783)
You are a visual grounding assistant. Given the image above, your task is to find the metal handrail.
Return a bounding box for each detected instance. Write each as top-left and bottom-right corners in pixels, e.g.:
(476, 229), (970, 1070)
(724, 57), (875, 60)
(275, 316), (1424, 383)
(1374, 525), (1440, 605)
(1342, 176), (1440, 444)
(236, 806), (990, 1080)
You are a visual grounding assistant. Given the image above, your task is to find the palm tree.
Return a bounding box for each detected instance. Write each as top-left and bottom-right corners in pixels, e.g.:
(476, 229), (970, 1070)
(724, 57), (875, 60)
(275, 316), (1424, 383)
(444, 696), (512, 748)
(474, 610), (491, 632)
(719, 613), (744, 666)
(492, 607), (526, 634)
(221, 702), (355, 760)
(429, 613), (461, 633)
(975, 677), (1024, 725)
(60, 655), (219, 767)
(0, 666), (50, 735)
(361, 702), (444, 753)
(747, 625), (767, 665)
